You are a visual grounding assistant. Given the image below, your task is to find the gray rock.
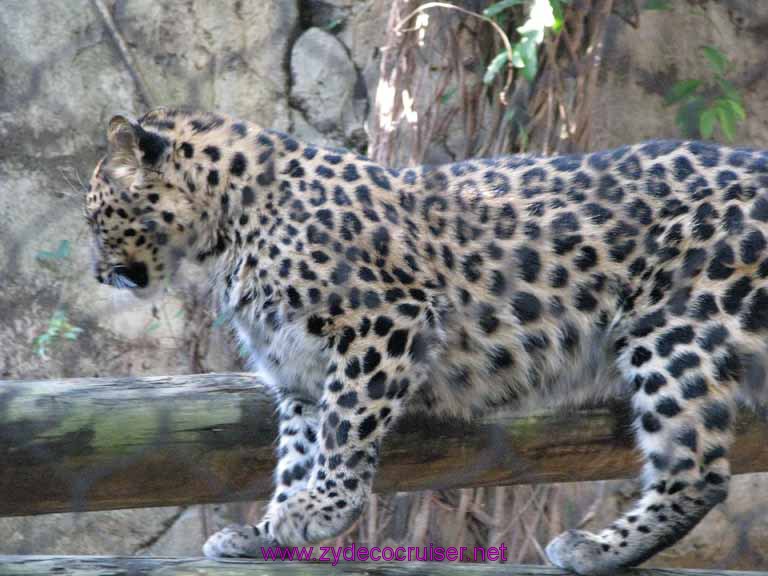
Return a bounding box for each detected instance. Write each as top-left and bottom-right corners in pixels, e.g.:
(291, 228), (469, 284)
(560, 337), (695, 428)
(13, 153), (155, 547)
(138, 508), (204, 556)
(290, 110), (339, 147)
(0, 507), (183, 554)
(337, 0), (389, 95)
(0, 0), (295, 553)
(110, 0), (297, 127)
(290, 27), (363, 140)
(301, 0), (349, 31)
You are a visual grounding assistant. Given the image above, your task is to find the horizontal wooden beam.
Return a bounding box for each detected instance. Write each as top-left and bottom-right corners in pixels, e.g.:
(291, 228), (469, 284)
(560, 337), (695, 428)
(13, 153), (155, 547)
(1, 373), (767, 516)
(0, 556), (765, 576)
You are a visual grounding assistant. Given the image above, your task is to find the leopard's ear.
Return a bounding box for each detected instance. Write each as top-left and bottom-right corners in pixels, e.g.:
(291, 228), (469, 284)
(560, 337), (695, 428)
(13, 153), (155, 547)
(107, 114), (141, 169)
(107, 113), (169, 170)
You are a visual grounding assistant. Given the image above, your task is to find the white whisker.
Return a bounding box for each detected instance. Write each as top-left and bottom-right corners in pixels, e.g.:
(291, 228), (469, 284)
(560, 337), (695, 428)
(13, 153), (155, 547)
(120, 276), (138, 289)
(58, 166), (85, 200)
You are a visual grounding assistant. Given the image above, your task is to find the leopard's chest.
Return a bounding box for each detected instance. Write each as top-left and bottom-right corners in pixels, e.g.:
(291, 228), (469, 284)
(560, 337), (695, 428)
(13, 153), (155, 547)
(232, 307), (330, 400)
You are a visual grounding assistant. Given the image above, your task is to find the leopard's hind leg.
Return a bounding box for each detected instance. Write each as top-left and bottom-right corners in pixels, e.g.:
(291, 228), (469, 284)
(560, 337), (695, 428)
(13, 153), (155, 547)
(547, 306), (736, 575)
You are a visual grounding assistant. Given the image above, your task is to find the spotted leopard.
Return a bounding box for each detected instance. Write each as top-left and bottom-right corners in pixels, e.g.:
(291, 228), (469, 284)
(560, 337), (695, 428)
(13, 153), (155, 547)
(84, 107), (768, 575)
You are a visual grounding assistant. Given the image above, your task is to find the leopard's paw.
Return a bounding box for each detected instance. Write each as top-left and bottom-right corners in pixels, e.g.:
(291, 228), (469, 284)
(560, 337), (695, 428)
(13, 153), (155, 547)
(203, 523), (275, 559)
(271, 490), (362, 545)
(546, 529), (621, 576)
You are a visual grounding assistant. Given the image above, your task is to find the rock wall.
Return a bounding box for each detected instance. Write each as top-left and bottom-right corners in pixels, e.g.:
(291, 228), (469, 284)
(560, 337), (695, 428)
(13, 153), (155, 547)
(0, 0), (385, 384)
(593, 0), (768, 149)
(0, 0), (385, 558)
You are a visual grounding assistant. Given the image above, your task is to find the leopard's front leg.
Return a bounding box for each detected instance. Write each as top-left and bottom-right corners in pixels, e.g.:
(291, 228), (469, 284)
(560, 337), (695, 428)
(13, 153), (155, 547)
(270, 316), (427, 546)
(203, 395), (319, 557)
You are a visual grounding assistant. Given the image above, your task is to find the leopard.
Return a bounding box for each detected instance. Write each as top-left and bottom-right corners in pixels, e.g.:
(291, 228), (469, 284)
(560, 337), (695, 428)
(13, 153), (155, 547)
(84, 106), (768, 575)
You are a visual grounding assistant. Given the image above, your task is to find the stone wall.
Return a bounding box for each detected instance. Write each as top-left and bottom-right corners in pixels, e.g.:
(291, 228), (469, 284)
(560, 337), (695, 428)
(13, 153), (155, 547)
(0, 0), (386, 557)
(0, 0), (386, 385)
(593, 0), (768, 149)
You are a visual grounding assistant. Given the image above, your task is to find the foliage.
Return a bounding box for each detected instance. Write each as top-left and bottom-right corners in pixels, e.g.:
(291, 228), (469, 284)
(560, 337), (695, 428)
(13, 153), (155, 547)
(665, 45), (746, 142)
(325, 17), (344, 32)
(32, 309), (83, 359)
(644, 0), (672, 11)
(35, 239), (71, 263)
(483, 0), (568, 85)
(32, 239), (84, 359)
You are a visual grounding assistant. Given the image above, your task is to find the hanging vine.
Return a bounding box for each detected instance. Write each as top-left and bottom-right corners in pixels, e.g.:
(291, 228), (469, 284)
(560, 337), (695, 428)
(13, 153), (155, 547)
(369, 0), (616, 167)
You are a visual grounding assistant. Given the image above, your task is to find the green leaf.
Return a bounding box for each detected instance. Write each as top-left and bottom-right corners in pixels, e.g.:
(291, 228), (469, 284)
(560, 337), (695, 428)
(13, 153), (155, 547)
(483, 0), (526, 18)
(440, 86), (458, 105)
(324, 17), (344, 32)
(493, 11), (511, 26)
(35, 251), (56, 261)
(484, 50), (510, 85)
(665, 79), (701, 104)
(550, 0), (567, 32)
(32, 309), (82, 359)
(715, 104), (737, 142)
(716, 78), (740, 102)
(35, 240), (71, 262)
(699, 108), (716, 139)
(720, 97), (746, 121)
(517, 124), (530, 150)
(644, 0), (672, 10)
(701, 45), (727, 75)
(677, 95), (706, 137)
(56, 240), (71, 258)
(36, 344), (47, 358)
(513, 32), (539, 82)
(521, 47), (538, 82)
(146, 321), (161, 333)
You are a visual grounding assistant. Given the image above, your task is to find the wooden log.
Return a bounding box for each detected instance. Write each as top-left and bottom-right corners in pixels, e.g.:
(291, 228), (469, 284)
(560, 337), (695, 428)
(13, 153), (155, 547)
(0, 556), (765, 576)
(1, 373), (767, 516)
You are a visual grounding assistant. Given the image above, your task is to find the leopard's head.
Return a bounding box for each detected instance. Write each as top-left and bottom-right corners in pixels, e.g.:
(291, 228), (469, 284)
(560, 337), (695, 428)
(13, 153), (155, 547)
(85, 111), (194, 296)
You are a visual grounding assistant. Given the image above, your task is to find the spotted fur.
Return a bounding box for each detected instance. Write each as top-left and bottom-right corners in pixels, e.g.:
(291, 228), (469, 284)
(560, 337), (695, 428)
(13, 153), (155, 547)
(85, 108), (768, 575)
